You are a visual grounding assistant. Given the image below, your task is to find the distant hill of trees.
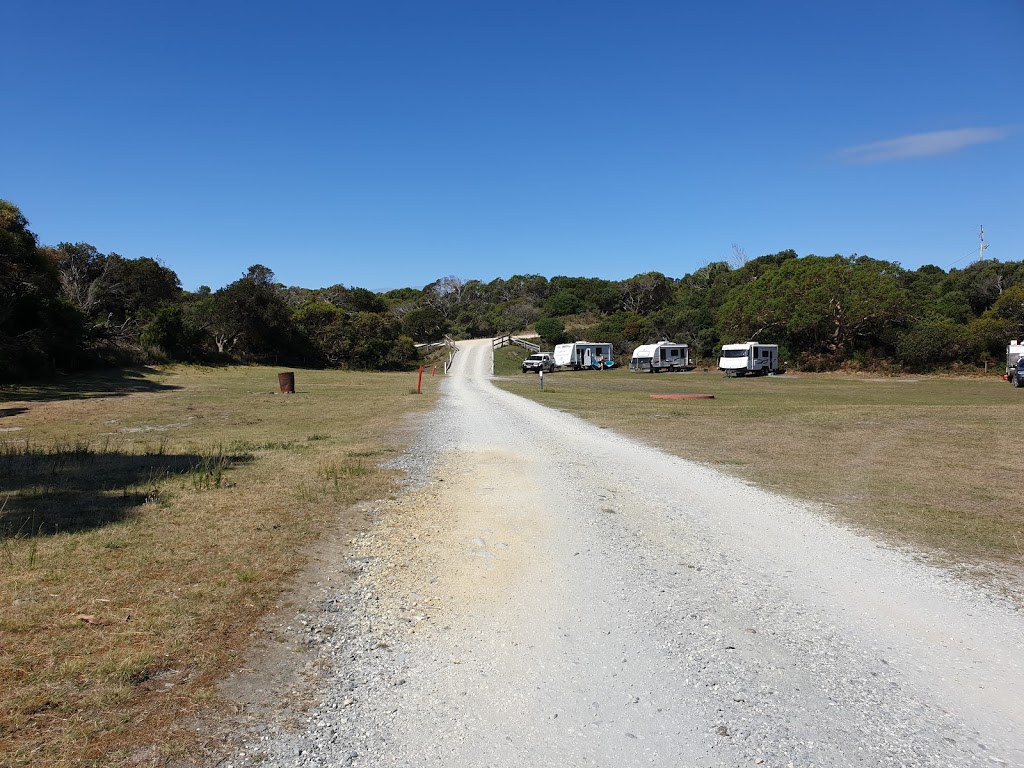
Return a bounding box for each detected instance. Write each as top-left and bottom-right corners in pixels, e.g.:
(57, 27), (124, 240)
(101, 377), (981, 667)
(3, 198), (1022, 380)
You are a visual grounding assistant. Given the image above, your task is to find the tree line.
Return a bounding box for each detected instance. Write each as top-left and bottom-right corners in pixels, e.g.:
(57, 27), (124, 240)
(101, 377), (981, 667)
(2, 199), (1022, 381)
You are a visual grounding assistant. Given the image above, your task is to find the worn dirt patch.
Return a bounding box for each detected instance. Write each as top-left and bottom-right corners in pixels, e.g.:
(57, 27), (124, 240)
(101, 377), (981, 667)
(401, 450), (550, 615)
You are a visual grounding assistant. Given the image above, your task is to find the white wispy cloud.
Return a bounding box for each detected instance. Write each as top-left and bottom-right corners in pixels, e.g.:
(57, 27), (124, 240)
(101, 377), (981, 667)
(838, 126), (1015, 164)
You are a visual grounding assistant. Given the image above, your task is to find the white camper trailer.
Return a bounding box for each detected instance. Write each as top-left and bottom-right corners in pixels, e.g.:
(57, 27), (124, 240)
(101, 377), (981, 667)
(1007, 340), (1024, 380)
(553, 341), (614, 370)
(718, 342), (779, 376)
(630, 341), (690, 373)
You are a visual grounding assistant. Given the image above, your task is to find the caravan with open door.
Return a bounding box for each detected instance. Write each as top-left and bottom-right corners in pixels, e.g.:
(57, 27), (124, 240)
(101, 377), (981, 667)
(553, 341), (614, 370)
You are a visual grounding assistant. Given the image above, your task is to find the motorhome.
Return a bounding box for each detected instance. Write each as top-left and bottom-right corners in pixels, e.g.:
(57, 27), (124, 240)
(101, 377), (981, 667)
(630, 342), (690, 373)
(553, 341), (614, 370)
(718, 342), (779, 376)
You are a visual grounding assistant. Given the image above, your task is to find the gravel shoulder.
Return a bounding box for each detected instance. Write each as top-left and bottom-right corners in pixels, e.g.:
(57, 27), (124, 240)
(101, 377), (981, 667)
(215, 338), (1024, 768)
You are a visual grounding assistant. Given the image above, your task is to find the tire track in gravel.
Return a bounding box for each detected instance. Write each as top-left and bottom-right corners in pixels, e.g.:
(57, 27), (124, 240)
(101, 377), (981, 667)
(226, 338), (1024, 768)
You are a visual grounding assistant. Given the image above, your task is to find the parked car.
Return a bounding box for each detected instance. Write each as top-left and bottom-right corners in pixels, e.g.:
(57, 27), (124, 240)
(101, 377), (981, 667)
(522, 353), (555, 373)
(1007, 340), (1024, 381)
(1011, 357), (1024, 388)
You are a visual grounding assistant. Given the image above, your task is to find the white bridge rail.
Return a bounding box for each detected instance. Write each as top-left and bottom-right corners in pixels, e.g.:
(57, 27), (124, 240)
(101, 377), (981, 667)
(416, 335), (459, 373)
(491, 334), (541, 375)
(492, 334), (540, 353)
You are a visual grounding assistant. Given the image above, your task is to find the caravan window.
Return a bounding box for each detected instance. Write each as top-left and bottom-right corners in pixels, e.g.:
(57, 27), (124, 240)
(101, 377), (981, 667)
(721, 349), (747, 358)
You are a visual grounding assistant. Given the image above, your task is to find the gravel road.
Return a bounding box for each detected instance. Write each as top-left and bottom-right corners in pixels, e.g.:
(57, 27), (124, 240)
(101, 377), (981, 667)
(222, 338), (1024, 768)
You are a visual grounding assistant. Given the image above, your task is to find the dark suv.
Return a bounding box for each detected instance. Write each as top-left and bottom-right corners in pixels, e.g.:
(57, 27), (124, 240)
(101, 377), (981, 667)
(1012, 358), (1024, 388)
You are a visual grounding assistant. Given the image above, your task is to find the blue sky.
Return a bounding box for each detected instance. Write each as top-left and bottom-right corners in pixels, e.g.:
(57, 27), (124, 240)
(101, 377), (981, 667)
(4, 1), (1022, 292)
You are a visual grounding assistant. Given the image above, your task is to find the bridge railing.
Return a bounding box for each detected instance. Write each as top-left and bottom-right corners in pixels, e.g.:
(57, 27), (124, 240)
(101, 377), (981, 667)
(492, 334), (541, 353)
(416, 335), (459, 373)
(491, 334), (542, 375)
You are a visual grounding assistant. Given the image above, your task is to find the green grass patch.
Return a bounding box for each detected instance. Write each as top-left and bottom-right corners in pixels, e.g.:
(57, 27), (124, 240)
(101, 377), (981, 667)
(492, 344), (535, 376)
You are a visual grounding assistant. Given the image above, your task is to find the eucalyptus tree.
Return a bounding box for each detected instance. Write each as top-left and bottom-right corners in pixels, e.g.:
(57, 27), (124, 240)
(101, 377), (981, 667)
(717, 254), (913, 364)
(208, 265), (300, 359)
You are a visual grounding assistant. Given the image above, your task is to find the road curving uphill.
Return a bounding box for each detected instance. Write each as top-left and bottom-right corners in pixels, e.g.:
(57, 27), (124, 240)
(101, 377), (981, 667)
(224, 337), (1024, 767)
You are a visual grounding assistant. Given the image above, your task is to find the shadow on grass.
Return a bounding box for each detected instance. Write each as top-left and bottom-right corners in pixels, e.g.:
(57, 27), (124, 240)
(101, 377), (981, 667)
(0, 448), (252, 538)
(0, 367), (182, 403)
(0, 407), (28, 419)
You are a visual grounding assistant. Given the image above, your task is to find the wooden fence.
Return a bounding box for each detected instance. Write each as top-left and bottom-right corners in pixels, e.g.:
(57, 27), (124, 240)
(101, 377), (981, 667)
(491, 334), (541, 375)
(492, 334), (541, 353)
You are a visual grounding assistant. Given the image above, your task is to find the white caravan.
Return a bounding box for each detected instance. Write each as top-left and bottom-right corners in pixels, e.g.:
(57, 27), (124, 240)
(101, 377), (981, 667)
(630, 341), (690, 373)
(553, 341), (614, 370)
(1007, 340), (1024, 378)
(718, 342), (779, 376)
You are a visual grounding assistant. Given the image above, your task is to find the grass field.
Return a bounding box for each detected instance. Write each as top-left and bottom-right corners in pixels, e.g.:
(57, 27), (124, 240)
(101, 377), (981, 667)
(0, 365), (438, 768)
(495, 345), (1024, 586)
(4, 348), (1022, 765)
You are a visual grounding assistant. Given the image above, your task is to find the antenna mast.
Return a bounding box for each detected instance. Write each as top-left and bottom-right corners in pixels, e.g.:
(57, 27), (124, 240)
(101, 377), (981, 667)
(979, 225), (989, 261)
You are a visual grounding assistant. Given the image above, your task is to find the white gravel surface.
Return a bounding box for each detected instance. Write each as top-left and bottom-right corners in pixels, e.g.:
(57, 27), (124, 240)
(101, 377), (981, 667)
(223, 338), (1024, 768)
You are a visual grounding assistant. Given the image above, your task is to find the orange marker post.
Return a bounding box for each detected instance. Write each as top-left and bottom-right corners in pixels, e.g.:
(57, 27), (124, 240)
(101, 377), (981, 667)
(417, 366), (424, 394)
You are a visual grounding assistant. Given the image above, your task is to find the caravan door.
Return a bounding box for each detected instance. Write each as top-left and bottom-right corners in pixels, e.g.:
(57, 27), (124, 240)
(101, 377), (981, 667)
(583, 348), (593, 367)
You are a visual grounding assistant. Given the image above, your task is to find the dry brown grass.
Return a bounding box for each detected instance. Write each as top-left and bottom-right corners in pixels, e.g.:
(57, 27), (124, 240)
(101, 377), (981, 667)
(495, 365), (1024, 582)
(0, 364), (437, 767)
